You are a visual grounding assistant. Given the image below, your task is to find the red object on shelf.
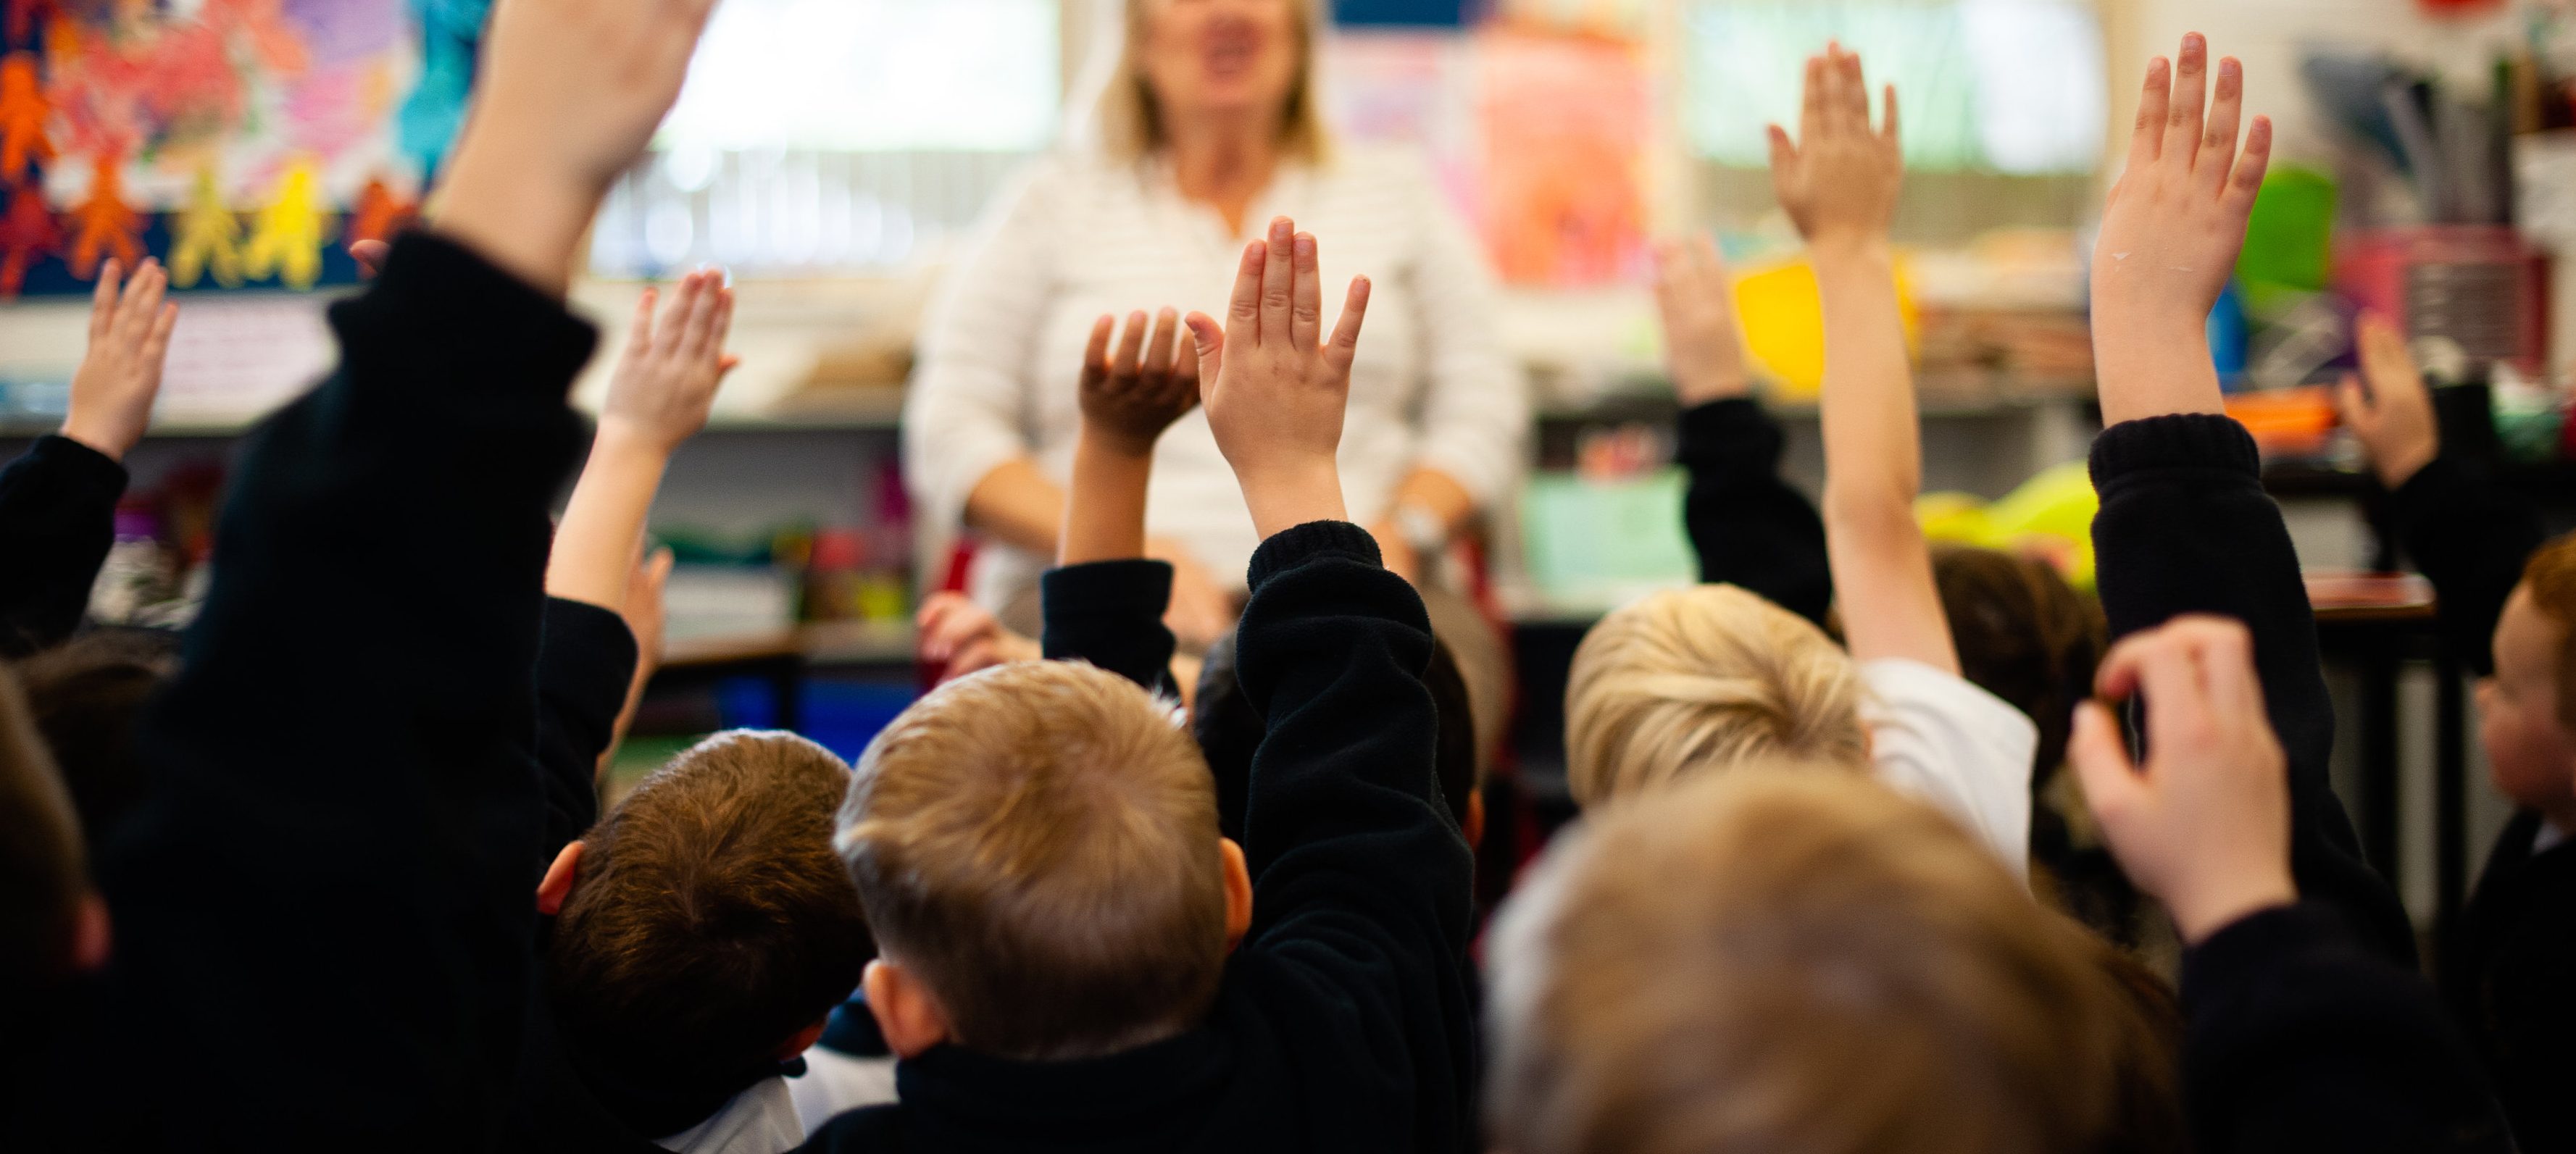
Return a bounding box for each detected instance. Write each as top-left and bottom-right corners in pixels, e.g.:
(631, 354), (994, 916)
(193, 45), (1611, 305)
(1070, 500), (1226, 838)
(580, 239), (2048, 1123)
(2335, 227), (2550, 375)
(2417, 0), (2501, 13)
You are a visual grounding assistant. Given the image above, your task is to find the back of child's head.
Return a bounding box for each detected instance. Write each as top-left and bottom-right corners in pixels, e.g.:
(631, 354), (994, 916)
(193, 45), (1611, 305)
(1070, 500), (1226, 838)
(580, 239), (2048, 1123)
(2513, 533), (2576, 730)
(843, 659), (1226, 1059)
(1487, 766), (2178, 1154)
(1932, 546), (2104, 783)
(16, 628), (181, 849)
(1196, 632), (1480, 832)
(0, 664), (86, 1003)
(548, 730), (870, 1082)
(1564, 585), (1868, 807)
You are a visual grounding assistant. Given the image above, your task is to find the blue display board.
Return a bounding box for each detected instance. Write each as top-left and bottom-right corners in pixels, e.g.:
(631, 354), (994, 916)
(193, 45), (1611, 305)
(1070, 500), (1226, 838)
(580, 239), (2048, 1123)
(1334, 0), (1477, 28)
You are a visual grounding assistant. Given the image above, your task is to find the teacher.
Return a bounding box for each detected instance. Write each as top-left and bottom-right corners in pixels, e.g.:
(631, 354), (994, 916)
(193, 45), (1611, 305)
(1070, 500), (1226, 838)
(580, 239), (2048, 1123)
(901, 0), (1526, 648)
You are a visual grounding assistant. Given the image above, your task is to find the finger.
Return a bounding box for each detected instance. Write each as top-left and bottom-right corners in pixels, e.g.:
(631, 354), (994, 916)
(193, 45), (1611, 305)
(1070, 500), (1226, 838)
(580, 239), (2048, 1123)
(1324, 276), (1372, 375)
(141, 302), (178, 369)
(2067, 701), (2148, 819)
(1143, 307), (1180, 380)
(2358, 311), (2416, 386)
(114, 259), (162, 341)
(1225, 240), (1264, 348)
(1799, 54), (1827, 147)
(703, 286), (736, 368)
(947, 639), (1002, 681)
(655, 275), (700, 356)
(1185, 312), (1227, 386)
(1113, 309), (1149, 382)
(1843, 49), (1870, 131)
(2226, 114), (2273, 209)
(2169, 34), (2209, 171)
(645, 546), (676, 592)
(1081, 314), (1114, 387)
(2200, 55), (2243, 191)
(2186, 618), (2267, 721)
(2129, 56), (2172, 169)
(89, 258), (120, 339)
(1291, 232), (1322, 351)
(1881, 83), (1901, 147)
(1260, 217), (1296, 343)
(2333, 373), (2369, 427)
(2130, 635), (2215, 752)
(627, 288), (661, 357)
(1766, 123), (1798, 178)
(680, 272), (726, 361)
(350, 239), (390, 278)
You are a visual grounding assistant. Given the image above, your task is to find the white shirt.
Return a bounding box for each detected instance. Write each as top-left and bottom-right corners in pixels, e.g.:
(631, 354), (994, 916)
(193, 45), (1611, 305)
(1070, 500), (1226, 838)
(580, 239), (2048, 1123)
(656, 1075), (804, 1154)
(901, 146), (1528, 608)
(1861, 658), (2039, 881)
(786, 1048), (899, 1134)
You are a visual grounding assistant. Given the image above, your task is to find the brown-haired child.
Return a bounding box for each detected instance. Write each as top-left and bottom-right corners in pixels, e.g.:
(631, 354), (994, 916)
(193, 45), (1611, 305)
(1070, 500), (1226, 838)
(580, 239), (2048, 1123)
(799, 216), (1475, 1153)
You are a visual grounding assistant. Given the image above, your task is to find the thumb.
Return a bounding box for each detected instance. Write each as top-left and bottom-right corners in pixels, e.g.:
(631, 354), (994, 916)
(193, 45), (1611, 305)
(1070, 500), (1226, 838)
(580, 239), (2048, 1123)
(1185, 312), (1225, 389)
(2068, 701), (2148, 828)
(1766, 125), (1798, 180)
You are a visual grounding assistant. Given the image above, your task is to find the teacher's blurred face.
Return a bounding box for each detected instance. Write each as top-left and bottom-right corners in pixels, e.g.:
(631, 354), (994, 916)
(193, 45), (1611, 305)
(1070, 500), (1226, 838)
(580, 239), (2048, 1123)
(1138, 0), (1304, 129)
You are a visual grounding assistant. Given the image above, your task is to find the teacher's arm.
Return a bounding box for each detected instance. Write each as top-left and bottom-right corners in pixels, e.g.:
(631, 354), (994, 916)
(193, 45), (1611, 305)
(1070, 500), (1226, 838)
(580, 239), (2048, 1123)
(1374, 162), (1530, 582)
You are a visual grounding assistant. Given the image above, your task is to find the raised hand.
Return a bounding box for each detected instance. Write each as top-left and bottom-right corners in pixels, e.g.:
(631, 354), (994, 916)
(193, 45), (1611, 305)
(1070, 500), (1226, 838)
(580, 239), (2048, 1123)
(915, 591), (1039, 684)
(599, 269), (739, 454)
(2069, 616), (2297, 943)
(431, 0), (722, 294)
(1768, 43), (1902, 255)
(60, 257), (178, 462)
(2333, 312), (2440, 489)
(1079, 308), (1201, 457)
(1653, 233), (1753, 404)
(1185, 216), (1372, 538)
(2092, 33), (2272, 424)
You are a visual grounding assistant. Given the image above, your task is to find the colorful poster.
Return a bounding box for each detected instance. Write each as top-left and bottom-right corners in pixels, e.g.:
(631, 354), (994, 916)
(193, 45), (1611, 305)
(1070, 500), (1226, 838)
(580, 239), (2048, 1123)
(0, 0), (445, 298)
(1475, 28), (1648, 286)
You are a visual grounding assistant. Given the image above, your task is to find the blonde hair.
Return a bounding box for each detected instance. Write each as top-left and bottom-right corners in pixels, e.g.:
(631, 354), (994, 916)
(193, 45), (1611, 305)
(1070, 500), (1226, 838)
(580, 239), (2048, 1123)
(837, 660), (1225, 1060)
(1486, 768), (2181, 1154)
(1079, 0), (1333, 166)
(1564, 585), (1870, 807)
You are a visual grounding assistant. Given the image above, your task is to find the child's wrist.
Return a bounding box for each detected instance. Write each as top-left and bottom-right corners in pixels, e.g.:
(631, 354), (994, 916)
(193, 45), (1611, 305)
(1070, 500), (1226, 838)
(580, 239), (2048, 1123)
(1809, 233), (1893, 269)
(1238, 460), (1349, 540)
(2167, 869), (2298, 946)
(1077, 423), (1161, 464)
(57, 411), (134, 461)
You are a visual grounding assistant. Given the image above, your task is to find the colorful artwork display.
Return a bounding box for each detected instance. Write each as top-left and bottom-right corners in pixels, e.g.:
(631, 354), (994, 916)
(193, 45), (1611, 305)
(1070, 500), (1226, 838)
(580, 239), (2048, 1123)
(0, 0), (459, 299)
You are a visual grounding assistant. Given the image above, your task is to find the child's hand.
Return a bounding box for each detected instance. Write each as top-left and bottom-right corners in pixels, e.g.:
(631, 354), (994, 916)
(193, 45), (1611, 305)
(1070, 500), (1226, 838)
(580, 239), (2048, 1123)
(599, 270), (738, 455)
(1185, 217), (1371, 538)
(2333, 312), (2440, 489)
(917, 592), (1040, 684)
(2069, 616), (2297, 944)
(1080, 308), (1201, 457)
(1654, 235), (1753, 405)
(61, 257), (178, 462)
(2091, 34), (2271, 423)
(1767, 44), (1902, 256)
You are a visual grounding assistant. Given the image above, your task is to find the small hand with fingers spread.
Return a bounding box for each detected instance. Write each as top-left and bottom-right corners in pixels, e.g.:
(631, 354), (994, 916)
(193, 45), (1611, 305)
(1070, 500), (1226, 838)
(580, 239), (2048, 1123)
(1185, 216), (1372, 538)
(2333, 312), (2440, 490)
(1080, 308), (1201, 457)
(1768, 43), (1903, 254)
(916, 592), (1040, 685)
(62, 257), (179, 462)
(600, 269), (739, 454)
(1654, 234), (1753, 405)
(2069, 616), (2298, 944)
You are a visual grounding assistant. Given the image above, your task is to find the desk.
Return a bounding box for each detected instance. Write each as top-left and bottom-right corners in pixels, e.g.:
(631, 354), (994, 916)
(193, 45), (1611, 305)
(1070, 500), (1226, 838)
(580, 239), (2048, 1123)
(2308, 574), (2472, 936)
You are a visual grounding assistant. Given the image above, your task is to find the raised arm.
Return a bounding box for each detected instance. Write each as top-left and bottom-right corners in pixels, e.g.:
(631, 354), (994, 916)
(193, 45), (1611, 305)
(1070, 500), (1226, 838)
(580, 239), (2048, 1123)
(1188, 217), (1476, 1153)
(1773, 46), (1953, 670)
(1039, 309), (1201, 693)
(1654, 233), (1834, 627)
(0, 259), (175, 657)
(2070, 618), (2512, 1153)
(2085, 35), (2414, 963)
(98, 0), (717, 1145)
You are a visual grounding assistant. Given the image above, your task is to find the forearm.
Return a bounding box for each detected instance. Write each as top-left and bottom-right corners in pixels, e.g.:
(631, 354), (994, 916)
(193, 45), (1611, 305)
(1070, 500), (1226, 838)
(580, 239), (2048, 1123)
(1814, 243), (1955, 668)
(425, 127), (598, 300)
(546, 427), (670, 614)
(964, 458), (1067, 556)
(2094, 303), (2226, 426)
(1060, 436), (1151, 566)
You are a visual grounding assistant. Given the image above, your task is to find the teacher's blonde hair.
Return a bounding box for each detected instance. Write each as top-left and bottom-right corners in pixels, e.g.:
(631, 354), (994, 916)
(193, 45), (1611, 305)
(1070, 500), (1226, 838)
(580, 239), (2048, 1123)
(1078, 0), (1334, 166)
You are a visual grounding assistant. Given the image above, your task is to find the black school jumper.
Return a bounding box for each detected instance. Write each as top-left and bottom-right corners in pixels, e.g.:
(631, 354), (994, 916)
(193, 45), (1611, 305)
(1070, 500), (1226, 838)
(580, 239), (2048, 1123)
(796, 522), (1477, 1154)
(0, 434), (128, 657)
(2385, 454), (2576, 1154)
(2090, 414), (2512, 1152)
(13, 233), (600, 1151)
(1676, 398), (1833, 628)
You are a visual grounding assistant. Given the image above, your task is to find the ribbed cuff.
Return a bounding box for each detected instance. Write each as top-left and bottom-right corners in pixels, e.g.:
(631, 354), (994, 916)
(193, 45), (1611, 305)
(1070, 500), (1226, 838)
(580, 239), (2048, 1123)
(1247, 521), (1384, 590)
(25, 435), (130, 502)
(2180, 900), (2341, 1008)
(1675, 398), (1784, 472)
(2090, 413), (2261, 490)
(331, 232), (600, 399)
(1041, 560), (1174, 634)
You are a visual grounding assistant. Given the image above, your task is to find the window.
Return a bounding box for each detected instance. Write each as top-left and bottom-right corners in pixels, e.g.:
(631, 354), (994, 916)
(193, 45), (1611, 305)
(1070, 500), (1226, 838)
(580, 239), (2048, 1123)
(589, 0), (1062, 277)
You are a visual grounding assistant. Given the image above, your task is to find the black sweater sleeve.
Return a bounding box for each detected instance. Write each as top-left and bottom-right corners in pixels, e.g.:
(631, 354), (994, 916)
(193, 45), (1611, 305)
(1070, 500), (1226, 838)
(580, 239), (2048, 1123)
(1040, 559), (1178, 696)
(1233, 521), (1477, 1154)
(0, 435), (129, 658)
(2181, 903), (2512, 1153)
(98, 233), (597, 1150)
(1676, 398), (1833, 627)
(2388, 458), (2543, 678)
(535, 596), (641, 856)
(2088, 414), (2417, 966)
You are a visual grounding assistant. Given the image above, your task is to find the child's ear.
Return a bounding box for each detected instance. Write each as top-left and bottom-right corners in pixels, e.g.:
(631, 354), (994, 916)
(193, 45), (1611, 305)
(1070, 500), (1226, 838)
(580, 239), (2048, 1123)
(1463, 791), (1487, 853)
(1220, 837), (1254, 952)
(535, 840), (585, 916)
(864, 958), (954, 1060)
(772, 1019), (829, 1063)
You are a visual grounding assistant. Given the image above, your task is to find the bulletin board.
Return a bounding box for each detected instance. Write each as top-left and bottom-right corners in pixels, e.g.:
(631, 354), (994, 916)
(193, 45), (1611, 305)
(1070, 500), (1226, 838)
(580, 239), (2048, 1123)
(0, 0), (477, 301)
